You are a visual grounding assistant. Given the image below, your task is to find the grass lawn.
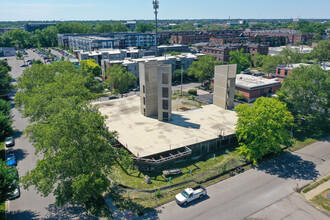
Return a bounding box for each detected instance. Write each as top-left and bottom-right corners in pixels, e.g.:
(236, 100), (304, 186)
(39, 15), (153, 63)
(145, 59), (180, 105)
(311, 188), (330, 212)
(109, 146), (245, 190)
(302, 175), (330, 194)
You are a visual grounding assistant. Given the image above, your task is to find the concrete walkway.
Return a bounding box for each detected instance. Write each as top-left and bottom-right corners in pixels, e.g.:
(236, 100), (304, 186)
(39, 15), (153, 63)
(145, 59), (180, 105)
(304, 178), (330, 200)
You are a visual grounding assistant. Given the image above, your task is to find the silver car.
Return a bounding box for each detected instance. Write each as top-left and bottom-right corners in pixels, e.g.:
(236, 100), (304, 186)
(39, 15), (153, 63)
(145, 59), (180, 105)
(5, 136), (15, 147)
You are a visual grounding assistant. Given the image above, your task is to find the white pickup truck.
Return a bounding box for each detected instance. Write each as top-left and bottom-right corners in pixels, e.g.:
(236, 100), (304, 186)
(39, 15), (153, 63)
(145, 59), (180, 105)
(175, 185), (207, 206)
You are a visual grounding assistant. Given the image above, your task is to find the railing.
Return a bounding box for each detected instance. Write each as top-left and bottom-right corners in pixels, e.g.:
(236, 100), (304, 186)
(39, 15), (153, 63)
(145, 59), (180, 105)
(132, 147), (192, 164)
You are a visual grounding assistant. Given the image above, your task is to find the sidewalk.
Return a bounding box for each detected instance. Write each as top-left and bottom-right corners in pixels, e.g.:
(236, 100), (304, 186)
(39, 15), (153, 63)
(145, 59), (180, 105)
(304, 179), (330, 200)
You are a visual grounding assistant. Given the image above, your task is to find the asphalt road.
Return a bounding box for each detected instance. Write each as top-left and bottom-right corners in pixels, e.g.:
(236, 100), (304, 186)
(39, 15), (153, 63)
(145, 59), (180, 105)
(4, 52), (88, 219)
(142, 137), (330, 220)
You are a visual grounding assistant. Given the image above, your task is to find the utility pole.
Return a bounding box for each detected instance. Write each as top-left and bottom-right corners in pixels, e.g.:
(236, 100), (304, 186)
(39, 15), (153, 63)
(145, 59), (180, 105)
(152, 0), (159, 57)
(181, 62), (183, 96)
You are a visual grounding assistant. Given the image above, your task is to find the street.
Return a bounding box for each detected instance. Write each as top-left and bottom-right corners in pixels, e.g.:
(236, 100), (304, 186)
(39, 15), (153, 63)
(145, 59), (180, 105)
(143, 137), (330, 220)
(4, 52), (88, 219)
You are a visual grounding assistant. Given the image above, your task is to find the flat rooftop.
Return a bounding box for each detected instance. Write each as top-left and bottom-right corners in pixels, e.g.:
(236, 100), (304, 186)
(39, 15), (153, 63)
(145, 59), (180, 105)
(96, 96), (237, 158)
(236, 74), (281, 90)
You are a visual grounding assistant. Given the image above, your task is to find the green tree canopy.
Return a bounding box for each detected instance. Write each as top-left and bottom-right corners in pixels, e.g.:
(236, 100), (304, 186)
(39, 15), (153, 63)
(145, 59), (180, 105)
(105, 64), (137, 96)
(277, 65), (329, 125)
(0, 99), (11, 116)
(15, 62), (97, 121)
(188, 55), (221, 82)
(261, 55), (283, 75)
(22, 100), (116, 214)
(80, 59), (102, 77)
(311, 40), (330, 63)
(0, 162), (19, 203)
(135, 23), (155, 33)
(94, 23), (113, 33)
(235, 97), (293, 164)
(0, 60), (13, 100)
(229, 49), (252, 73)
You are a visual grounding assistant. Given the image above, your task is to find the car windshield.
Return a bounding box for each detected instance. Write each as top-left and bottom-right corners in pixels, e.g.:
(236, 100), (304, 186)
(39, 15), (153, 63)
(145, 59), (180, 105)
(181, 190), (189, 198)
(6, 137), (12, 142)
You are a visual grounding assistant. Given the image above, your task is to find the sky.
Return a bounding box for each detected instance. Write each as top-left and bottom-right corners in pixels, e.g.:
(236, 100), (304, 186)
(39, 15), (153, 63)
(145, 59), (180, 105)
(0, 0), (329, 21)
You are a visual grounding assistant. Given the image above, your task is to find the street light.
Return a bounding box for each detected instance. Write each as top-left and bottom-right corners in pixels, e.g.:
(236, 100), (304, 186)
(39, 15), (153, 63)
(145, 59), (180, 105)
(152, 0), (159, 57)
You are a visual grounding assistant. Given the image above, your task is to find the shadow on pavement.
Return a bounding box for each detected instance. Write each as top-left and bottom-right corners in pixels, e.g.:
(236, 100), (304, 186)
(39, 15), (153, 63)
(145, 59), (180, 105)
(44, 204), (91, 220)
(13, 130), (23, 139)
(179, 194), (210, 209)
(7, 210), (39, 220)
(10, 148), (28, 163)
(257, 153), (319, 180)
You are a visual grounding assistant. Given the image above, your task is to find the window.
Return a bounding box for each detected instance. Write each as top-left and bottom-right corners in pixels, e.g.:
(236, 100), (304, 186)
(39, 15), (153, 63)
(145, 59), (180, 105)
(162, 87), (169, 98)
(143, 97), (146, 105)
(163, 112), (168, 121)
(163, 100), (168, 110)
(284, 70), (288, 76)
(268, 87), (272, 93)
(162, 73), (169, 84)
(143, 85), (145, 93)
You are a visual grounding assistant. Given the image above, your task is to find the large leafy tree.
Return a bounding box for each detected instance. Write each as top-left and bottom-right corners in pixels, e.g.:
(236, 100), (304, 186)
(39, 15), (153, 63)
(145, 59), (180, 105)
(229, 49), (252, 73)
(0, 161), (19, 203)
(15, 62), (97, 121)
(188, 55), (221, 82)
(80, 59), (102, 77)
(95, 23), (114, 33)
(22, 100), (116, 213)
(279, 46), (304, 64)
(311, 40), (330, 63)
(105, 64), (137, 96)
(277, 65), (329, 132)
(235, 97), (293, 164)
(135, 23), (155, 33)
(0, 60), (13, 100)
(261, 55), (283, 76)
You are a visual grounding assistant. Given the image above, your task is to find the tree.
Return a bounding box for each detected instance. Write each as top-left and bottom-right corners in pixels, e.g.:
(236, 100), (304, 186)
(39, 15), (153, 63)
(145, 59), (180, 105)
(135, 23), (155, 33)
(261, 55), (283, 76)
(279, 46), (304, 64)
(229, 49), (252, 73)
(251, 52), (265, 68)
(80, 59), (102, 77)
(0, 112), (13, 140)
(15, 62), (97, 121)
(235, 97), (293, 164)
(95, 23), (113, 33)
(0, 60), (13, 100)
(277, 65), (329, 125)
(0, 99), (11, 116)
(22, 100), (116, 214)
(0, 161), (19, 203)
(111, 23), (129, 32)
(188, 55), (221, 82)
(311, 40), (330, 63)
(105, 64), (137, 96)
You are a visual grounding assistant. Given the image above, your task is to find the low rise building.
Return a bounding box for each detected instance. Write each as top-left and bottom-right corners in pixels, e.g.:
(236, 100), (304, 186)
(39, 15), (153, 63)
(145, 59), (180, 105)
(235, 74), (282, 102)
(0, 47), (16, 57)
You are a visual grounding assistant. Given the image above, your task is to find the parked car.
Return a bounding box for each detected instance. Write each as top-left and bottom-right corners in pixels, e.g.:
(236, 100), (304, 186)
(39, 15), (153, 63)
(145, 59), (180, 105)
(9, 186), (20, 200)
(6, 153), (17, 167)
(5, 136), (15, 147)
(175, 185), (207, 206)
(108, 95), (118, 100)
(20, 64), (27, 67)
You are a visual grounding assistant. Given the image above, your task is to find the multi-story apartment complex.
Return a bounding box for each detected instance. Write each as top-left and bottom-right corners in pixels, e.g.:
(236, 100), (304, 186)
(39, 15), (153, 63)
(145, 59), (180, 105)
(170, 29), (244, 45)
(58, 32), (156, 51)
(202, 43), (268, 62)
(101, 53), (200, 79)
(243, 29), (314, 45)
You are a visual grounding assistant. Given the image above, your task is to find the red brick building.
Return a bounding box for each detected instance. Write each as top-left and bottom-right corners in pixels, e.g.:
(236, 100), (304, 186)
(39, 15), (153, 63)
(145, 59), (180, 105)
(235, 74), (282, 102)
(275, 63), (310, 82)
(202, 43), (268, 62)
(243, 30), (314, 45)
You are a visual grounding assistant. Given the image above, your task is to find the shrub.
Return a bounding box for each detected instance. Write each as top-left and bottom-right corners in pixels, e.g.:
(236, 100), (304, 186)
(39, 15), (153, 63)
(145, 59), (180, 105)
(188, 89), (197, 96)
